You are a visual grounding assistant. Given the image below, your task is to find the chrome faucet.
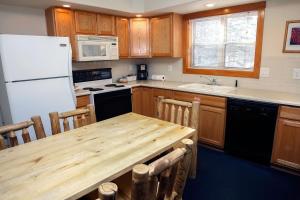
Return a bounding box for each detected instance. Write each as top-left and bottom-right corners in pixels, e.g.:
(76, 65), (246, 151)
(200, 76), (218, 85)
(210, 78), (217, 85)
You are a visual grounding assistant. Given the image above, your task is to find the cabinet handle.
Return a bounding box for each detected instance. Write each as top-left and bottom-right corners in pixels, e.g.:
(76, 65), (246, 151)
(283, 120), (300, 128)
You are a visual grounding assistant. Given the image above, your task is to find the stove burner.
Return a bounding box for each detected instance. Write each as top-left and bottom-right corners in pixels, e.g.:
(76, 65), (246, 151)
(104, 84), (125, 88)
(90, 88), (104, 91)
(104, 84), (117, 87)
(83, 87), (93, 90)
(83, 87), (104, 91)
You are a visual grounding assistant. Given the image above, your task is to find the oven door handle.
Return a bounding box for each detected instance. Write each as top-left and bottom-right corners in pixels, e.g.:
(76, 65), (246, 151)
(96, 94), (131, 99)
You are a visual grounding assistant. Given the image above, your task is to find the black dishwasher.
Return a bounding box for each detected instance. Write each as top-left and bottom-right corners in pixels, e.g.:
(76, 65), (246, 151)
(225, 98), (278, 165)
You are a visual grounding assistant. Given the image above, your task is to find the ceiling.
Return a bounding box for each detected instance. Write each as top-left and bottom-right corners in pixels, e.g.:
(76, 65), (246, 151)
(0, 0), (263, 16)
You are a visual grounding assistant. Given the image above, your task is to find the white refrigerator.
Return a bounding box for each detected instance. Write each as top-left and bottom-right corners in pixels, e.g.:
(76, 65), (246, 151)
(0, 34), (76, 143)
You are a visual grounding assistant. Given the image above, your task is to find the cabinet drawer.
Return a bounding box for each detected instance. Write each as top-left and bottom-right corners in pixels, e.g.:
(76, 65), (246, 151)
(76, 95), (90, 108)
(153, 88), (173, 98)
(173, 91), (226, 108)
(280, 106), (300, 121)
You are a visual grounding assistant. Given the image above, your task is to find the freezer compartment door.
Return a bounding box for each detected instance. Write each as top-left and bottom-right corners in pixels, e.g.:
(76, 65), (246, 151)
(0, 35), (71, 82)
(5, 77), (76, 143)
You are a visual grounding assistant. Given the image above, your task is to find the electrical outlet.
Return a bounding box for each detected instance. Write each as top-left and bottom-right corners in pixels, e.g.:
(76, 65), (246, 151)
(168, 65), (173, 72)
(260, 67), (270, 77)
(293, 68), (300, 79)
(128, 65), (133, 72)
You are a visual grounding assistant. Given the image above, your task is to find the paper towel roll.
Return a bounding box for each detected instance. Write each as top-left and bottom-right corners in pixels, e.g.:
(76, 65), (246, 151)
(151, 75), (166, 81)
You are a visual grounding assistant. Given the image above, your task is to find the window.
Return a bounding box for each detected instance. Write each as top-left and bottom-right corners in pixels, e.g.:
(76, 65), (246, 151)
(183, 2), (266, 78)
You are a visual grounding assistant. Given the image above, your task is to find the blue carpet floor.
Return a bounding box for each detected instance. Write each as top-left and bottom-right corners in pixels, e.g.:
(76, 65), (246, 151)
(183, 146), (300, 200)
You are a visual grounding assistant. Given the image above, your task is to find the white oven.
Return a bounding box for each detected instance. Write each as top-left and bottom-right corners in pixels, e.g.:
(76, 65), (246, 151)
(75, 35), (119, 61)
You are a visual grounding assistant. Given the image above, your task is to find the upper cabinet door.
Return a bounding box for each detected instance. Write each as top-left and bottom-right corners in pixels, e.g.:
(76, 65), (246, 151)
(130, 18), (150, 57)
(45, 8), (75, 58)
(151, 15), (172, 57)
(97, 14), (116, 35)
(116, 17), (129, 58)
(150, 14), (182, 57)
(53, 8), (74, 37)
(74, 11), (97, 34)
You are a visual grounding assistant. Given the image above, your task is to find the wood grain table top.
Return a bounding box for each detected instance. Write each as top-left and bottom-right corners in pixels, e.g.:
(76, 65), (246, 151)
(0, 113), (195, 200)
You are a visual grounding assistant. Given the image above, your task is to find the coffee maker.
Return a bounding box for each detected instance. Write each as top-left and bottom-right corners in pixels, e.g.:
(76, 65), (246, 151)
(137, 64), (148, 80)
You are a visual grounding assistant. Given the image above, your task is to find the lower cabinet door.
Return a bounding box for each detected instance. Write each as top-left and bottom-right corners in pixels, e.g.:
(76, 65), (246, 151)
(272, 118), (300, 170)
(76, 95), (90, 109)
(132, 87), (143, 114)
(199, 105), (226, 148)
(141, 87), (154, 117)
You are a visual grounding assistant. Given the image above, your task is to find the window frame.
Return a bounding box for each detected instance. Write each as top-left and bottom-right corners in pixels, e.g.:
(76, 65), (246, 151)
(182, 2), (266, 78)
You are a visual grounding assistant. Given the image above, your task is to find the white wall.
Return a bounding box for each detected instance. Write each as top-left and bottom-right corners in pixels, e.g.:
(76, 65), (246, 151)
(148, 0), (300, 94)
(0, 4), (47, 35)
(63, 0), (144, 13)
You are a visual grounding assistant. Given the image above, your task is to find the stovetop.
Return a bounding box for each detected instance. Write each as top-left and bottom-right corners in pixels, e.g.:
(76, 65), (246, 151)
(75, 79), (130, 95)
(73, 68), (130, 95)
(82, 83), (126, 92)
(104, 84), (125, 88)
(82, 87), (104, 92)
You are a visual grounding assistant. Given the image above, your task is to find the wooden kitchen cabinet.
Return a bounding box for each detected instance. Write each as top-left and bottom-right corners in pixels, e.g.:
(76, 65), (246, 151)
(116, 17), (130, 58)
(150, 14), (182, 57)
(141, 87), (154, 117)
(173, 91), (226, 108)
(132, 87), (143, 114)
(199, 105), (226, 148)
(173, 91), (227, 148)
(74, 11), (97, 34)
(272, 106), (300, 170)
(46, 8), (74, 37)
(45, 8), (75, 57)
(97, 14), (116, 35)
(130, 18), (150, 57)
(132, 88), (227, 148)
(132, 87), (154, 117)
(76, 95), (90, 109)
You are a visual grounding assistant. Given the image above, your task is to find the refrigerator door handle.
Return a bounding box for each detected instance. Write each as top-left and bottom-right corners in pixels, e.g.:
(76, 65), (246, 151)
(0, 105), (4, 125)
(69, 78), (77, 106)
(68, 44), (77, 106)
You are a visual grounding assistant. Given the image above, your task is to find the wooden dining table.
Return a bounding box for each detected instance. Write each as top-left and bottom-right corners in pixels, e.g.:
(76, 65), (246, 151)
(0, 113), (195, 200)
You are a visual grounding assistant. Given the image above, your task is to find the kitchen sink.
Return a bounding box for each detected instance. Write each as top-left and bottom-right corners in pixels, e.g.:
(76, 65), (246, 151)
(177, 83), (236, 93)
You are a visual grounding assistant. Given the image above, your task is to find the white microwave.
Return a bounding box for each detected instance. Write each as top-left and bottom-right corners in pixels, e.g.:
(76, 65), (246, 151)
(75, 35), (119, 61)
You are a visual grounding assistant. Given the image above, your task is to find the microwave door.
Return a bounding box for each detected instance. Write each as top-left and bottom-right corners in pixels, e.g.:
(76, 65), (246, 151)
(77, 41), (110, 61)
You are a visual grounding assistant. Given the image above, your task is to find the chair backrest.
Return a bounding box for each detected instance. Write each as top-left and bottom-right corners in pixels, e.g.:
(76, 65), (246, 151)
(98, 139), (194, 200)
(157, 96), (200, 178)
(49, 104), (96, 134)
(157, 96), (200, 129)
(0, 116), (46, 150)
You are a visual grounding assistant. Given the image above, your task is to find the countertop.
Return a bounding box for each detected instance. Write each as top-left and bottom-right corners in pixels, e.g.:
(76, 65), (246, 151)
(75, 80), (300, 107)
(126, 80), (300, 107)
(75, 89), (91, 97)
